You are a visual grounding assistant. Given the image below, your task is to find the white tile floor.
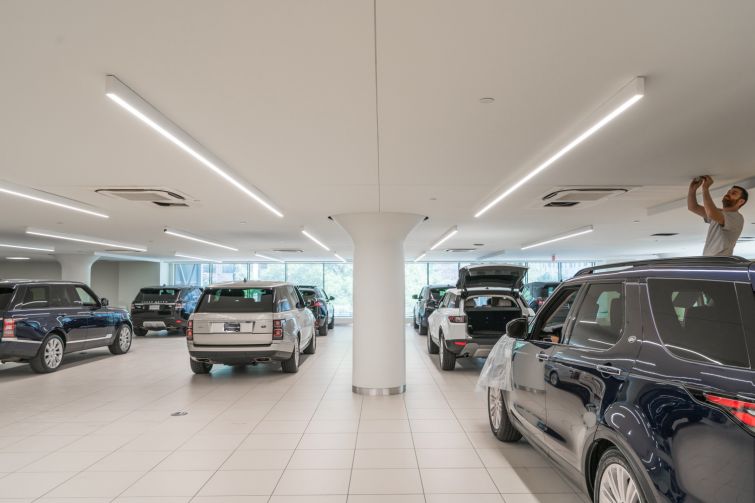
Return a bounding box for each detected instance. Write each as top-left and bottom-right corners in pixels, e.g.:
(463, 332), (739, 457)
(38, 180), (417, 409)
(0, 324), (591, 503)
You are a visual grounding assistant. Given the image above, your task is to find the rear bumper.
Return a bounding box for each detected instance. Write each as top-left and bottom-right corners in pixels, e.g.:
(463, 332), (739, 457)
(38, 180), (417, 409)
(444, 337), (499, 358)
(187, 340), (294, 364)
(131, 313), (184, 330)
(0, 339), (41, 360)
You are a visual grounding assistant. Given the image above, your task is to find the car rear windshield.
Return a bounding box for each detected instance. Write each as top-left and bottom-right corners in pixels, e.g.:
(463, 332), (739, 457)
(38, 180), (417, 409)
(0, 287), (15, 311)
(196, 288), (274, 313)
(429, 288), (448, 300)
(136, 288), (180, 303)
(648, 279), (751, 368)
(299, 289), (317, 300)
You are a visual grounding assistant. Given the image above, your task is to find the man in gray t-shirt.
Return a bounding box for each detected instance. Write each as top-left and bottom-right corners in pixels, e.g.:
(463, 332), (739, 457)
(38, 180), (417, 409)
(687, 176), (748, 256)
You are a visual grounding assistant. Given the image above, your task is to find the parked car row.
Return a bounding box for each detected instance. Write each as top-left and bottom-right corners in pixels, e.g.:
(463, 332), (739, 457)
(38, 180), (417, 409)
(485, 256), (755, 503)
(1, 279), (333, 374)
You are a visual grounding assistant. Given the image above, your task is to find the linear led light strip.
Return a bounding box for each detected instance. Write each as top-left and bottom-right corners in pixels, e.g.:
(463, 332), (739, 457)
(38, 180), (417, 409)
(414, 252), (427, 262)
(105, 75), (283, 218)
(0, 243), (55, 253)
(334, 253), (347, 263)
(0, 181), (108, 219)
(302, 230), (330, 251)
(254, 252), (284, 263)
(476, 77), (645, 218)
(6, 257), (30, 260)
(430, 226), (458, 250)
(521, 225), (594, 250)
(175, 253), (222, 264)
(25, 229), (147, 252)
(164, 228), (238, 251)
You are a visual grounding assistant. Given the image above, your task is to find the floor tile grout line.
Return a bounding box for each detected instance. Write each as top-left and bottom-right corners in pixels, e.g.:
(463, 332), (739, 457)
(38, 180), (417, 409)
(265, 333), (352, 501)
(345, 386), (365, 497)
(403, 346), (429, 503)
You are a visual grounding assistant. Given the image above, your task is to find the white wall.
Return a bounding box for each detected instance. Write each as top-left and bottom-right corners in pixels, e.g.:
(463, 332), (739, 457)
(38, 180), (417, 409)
(0, 261), (61, 280)
(0, 259), (161, 310)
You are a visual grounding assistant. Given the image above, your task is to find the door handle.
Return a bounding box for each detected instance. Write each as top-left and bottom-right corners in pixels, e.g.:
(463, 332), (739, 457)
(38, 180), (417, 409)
(597, 364), (622, 377)
(536, 352), (550, 362)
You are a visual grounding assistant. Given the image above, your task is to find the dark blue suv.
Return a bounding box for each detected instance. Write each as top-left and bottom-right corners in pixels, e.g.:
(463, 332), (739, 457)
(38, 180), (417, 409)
(0, 280), (133, 373)
(487, 257), (755, 503)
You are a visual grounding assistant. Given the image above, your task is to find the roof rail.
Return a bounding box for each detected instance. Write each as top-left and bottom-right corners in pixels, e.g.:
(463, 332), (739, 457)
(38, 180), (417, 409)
(574, 256), (750, 277)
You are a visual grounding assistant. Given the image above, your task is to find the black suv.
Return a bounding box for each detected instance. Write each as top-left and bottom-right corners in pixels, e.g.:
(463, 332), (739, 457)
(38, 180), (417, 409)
(412, 284), (453, 335)
(487, 257), (755, 503)
(0, 280), (132, 373)
(297, 285), (335, 336)
(131, 285), (202, 336)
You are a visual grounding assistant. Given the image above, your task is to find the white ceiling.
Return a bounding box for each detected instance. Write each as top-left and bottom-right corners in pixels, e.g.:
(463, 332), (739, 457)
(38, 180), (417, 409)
(1, 0), (754, 264)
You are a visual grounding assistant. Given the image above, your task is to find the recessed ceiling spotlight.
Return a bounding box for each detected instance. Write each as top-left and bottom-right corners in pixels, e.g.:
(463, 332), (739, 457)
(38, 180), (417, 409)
(429, 197), (437, 201)
(479, 97), (495, 104)
(163, 228), (238, 251)
(475, 77), (645, 218)
(105, 75), (283, 218)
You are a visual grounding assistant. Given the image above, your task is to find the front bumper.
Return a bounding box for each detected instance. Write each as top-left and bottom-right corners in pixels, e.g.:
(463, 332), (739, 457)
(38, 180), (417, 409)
(0, 339), (41, 361)
(187, 340), (295, 364)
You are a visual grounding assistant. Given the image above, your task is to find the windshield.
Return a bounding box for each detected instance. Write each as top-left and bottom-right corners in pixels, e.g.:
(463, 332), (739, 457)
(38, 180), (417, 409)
(196, 288), (274, 313)
(429, 288), (448, 300)
(299, 289), (317, 300)
(135, 288), (180, 303)
(0, 287), (15, 311)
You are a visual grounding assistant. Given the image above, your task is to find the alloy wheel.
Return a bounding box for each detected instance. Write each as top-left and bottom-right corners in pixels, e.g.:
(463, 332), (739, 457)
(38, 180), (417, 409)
(119, 326), (132, 351)
(599, 463), (641, 503)
(488, 387), (503, 430)
(44, 338), (63, 369)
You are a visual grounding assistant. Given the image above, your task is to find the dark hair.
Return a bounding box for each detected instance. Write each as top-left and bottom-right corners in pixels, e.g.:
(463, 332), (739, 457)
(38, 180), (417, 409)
(732, 185), (749, 204)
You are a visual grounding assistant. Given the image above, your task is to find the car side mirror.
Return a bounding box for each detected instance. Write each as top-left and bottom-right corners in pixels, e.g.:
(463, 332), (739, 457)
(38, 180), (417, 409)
(329, 296), (335, 301)
(506, 317), (527, 339)
(412, 294), (419, 300)
(99, 298), (109, 307)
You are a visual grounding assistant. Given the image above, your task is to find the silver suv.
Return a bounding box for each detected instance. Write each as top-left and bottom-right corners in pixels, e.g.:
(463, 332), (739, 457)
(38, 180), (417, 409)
(186, 282), (316, 374)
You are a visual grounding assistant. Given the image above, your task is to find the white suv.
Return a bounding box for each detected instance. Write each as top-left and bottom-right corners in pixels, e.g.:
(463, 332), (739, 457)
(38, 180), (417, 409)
(427, 265), (532, 370)
(187, 282), (315, 374)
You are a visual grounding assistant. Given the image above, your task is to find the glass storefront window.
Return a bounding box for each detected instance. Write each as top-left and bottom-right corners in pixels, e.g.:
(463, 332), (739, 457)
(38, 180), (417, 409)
(428, 262), (459, 285)
(559, 261), (595, 280)
(211, 263), (248, 283)
(286, 263), (324, 288)
(525, 262), (560, 283)
(405, 263), (428, 317)
(324, 263), (354, 317)
(253, 263), (285, 282)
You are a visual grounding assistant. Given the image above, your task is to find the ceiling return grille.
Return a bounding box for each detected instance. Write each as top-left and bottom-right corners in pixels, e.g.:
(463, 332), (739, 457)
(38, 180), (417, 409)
(95, 188), (193, 208)
(540, 187), (629, 208)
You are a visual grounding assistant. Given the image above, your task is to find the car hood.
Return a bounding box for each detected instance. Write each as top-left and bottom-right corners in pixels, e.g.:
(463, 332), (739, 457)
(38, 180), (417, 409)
(456, 264), (528, 290)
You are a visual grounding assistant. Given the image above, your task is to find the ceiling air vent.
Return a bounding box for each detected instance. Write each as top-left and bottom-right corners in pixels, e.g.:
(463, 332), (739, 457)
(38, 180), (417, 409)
(651, 233), (679, 237)
(95, 188), (194, 208)
(536, 187), (630, 209)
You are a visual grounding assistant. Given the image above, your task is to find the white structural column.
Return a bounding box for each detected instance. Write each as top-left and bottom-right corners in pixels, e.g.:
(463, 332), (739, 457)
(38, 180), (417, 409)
(335, 212), (424, 395)
(56, 254), (99, 285)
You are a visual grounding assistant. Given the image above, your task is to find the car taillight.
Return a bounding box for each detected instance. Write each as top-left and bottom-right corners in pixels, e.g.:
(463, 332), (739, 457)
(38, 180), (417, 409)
(273, 319), (283, 339)
(2, 318), (17, 340)
(186, 320), (193, 341)
(453, 341), (467, 346)
(703, 393), (755, 429)
(448, 315), (467, 323)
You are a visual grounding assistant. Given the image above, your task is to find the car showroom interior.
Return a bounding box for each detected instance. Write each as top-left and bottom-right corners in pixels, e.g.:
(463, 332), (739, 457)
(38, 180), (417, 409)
(1, 1), (754, 502)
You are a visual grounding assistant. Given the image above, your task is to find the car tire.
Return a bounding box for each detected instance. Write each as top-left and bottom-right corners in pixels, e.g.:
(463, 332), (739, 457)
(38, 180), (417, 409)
(419, 317), (428, 335)
(548, 370), (560, 387)
(439, 334), (456, 371)
(282, 336), (300, 373)
(413, 314), (419, 330)
(427, 330), (439, 354)
(487, 387), (522, 442)
(304, 330), (317, 354)
(328, 315), (334, 330)
(595, 447), (648, 503)
(108, 324), (132, 355)
(190, 358), (213, 374)
(134, 327), (148, 337)
(318, 322), (328, 336)
(30, 333), (65, 373)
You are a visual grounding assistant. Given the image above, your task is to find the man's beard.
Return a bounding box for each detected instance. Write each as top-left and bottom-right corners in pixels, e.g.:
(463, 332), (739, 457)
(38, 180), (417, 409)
(722, 197), (736, 208)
